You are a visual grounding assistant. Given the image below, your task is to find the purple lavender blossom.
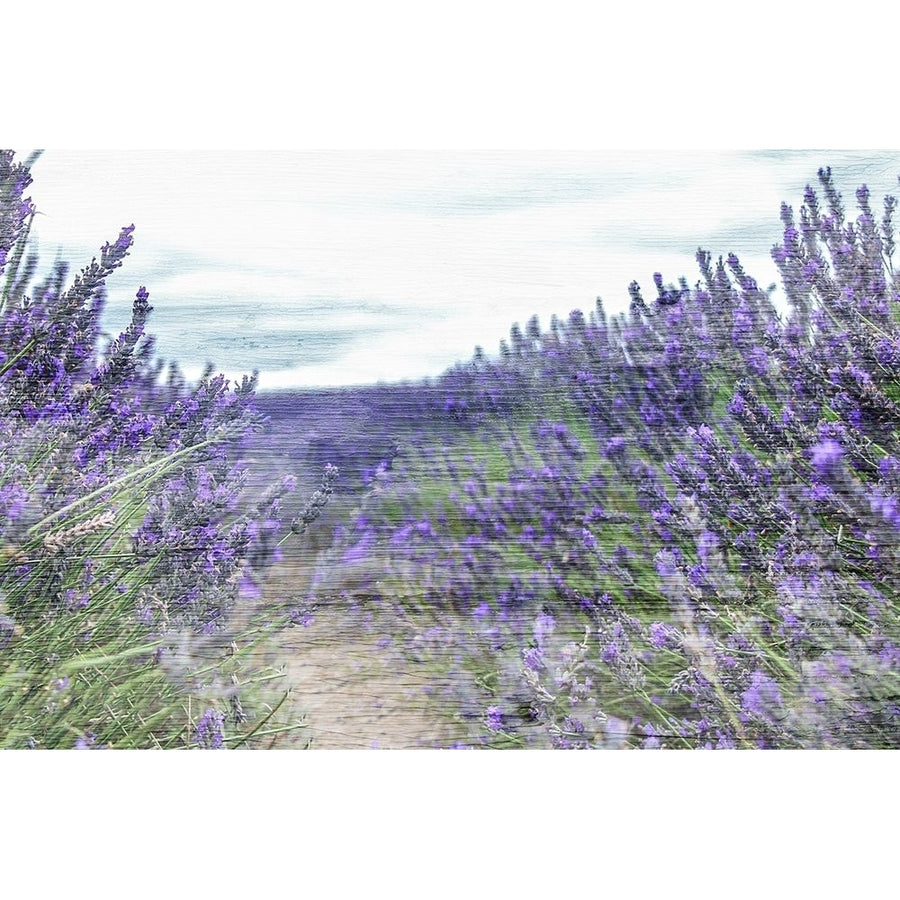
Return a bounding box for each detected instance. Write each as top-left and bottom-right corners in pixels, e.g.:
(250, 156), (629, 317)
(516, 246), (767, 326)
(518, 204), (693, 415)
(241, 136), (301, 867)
(869, 491), (900, 530)
(523, 646), (544, 672)
(472, 601), (491, 620)
(640, 723), (662, 750)
(654, 549), (679, 579)
(648, 622), (677, 650)
(194, 709), (226, 749)
(238, 573), (262, 601)
(740, 671), (784, 722)
(484, 705), (504, 733)
(809, 439), (844, 476)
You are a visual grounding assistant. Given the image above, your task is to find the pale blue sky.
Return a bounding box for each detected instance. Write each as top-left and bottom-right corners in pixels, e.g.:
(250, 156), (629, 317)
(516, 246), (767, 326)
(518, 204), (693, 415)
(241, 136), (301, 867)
(19, 150), (900, 389)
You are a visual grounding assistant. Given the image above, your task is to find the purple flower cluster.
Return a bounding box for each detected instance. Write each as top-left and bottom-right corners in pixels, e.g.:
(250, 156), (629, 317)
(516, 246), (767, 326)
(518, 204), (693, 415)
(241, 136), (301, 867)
(1, 150), (336, 747)
(312, 164), (900, 749)
(194, 708), (226, 749)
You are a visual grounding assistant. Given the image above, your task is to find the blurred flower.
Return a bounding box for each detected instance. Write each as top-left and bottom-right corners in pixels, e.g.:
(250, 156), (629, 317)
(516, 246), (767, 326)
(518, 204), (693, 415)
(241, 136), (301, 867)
(194, 709), (225, 749)
(809, 439), (843, 476)
(484, 706), (504, 733)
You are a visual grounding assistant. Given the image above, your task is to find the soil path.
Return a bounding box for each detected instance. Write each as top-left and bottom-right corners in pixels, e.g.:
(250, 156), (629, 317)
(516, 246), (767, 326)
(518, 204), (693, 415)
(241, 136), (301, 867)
(269, 610), (469, 748)
(244, 562), (472, 749)
(237, 406), (478, 749)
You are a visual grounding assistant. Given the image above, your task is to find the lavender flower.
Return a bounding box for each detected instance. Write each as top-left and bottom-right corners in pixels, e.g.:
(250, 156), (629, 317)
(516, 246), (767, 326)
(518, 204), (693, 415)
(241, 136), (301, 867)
(809, 439), (844, 476)
(740, 670), (784, 724)
(484, 705), (504, 733)
(194, 709), (226, 749)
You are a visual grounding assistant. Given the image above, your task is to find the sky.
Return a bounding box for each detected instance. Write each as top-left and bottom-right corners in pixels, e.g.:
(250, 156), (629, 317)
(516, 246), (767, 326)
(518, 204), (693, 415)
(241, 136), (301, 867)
(18, 149), (900, 390)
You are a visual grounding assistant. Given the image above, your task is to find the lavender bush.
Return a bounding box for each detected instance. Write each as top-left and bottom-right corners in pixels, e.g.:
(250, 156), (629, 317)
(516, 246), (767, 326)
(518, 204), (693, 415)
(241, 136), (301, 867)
(307, 165), (900, 748)
(0, 150), (331, 748)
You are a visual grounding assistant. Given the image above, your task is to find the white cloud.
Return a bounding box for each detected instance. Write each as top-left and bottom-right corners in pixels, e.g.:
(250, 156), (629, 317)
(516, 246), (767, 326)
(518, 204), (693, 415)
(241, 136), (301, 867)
(20, 150), (900, 389)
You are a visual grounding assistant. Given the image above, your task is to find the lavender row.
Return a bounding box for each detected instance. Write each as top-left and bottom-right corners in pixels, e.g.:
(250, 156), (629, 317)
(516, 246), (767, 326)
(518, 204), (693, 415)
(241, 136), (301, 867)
(310, 166), (900, 748)
(0, 150), (329, 748)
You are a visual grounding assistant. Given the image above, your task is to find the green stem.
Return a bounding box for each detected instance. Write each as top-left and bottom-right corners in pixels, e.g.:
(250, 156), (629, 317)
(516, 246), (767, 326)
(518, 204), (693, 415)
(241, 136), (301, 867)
(223, 722), (309, 744)
(59, 641), (163, 674)
(0, 338), (38, 378)
(228, 690), (291, 749)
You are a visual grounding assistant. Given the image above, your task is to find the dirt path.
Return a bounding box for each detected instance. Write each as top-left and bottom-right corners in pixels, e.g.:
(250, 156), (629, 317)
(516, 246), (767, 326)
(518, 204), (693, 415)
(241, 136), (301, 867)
(269, 608), (470, 748)
(238, 398), (479, 747)
(240, 557), (473, 749)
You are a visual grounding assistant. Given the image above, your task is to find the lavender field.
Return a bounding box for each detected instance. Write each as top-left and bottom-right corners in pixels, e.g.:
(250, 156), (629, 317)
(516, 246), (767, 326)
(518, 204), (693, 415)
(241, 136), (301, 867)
(3, 149), (900, 748)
